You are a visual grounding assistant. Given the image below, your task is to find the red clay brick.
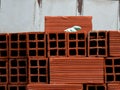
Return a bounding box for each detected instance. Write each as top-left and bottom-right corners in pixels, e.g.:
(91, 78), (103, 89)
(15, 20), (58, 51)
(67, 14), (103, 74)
(27, 84), (83, 90)
(9, 33), (27, 58)
(47, 32), (67, 57)
(88, 31), (108, 57)
(28, 57), (48, 84)
(9, 58), (28, 84)
(50, 57), (104, 84)
(109, 31), (120, 56)
(105, 57), (120, 83)
(67, 32), (87, 57)
(27, 32), (46, 57)
(45, 16), (92, 33)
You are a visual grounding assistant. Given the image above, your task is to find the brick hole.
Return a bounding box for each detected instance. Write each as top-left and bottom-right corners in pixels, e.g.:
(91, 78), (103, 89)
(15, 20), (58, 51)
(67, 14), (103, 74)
(1, 51), (7, 56)
(19, 68), (26, 74)
(105, 59), (112, 65)
(29, 42), (36, 48)
(78, 49), (85, 55)
(19, 76), (27, 82)
(106, 67), (113, 73)
(98, 40), (105, 47)
(39, 68), (46, 74)
(19, 61), (26, 67)
(78, 41), (85, 47)
(58, 50), (65, 56)
(11, 43), (18, 48)
(29, 34), (36, 40)
(69, 34), (76, 40)
(116, 75), (120, 81)
(11, 34), (18, 41)
(9, 86), (17, 90)
(30, 60), (37, 66)
(0, 35), (6, 41)
(90, 48), (97, 55)
(11, 76), (17, 82)
(49, 34), (56, 40)
(69, 49), (76, 55)
(114, 59), (120, 65)
(11, 69), (17, 74)
(90, 41), (97, 47)
(37, 34), (44, 40)
(19, 42), (26, 48)
(90, 32), (97, 39)
(0, 61), (6, 67)
(0, 43), (7, 49)
(0, 69), (6, 74)
(0, 76), (7, 82)
(115, 67), (120, 73)
(39, 76), (46, 82)
(98, 32), (106, 39)
(58, 33), (65, 40)
(19, 50), (27, 56)
(58, 41), (65, 48)
(88, 86), (95, 90)
(98, 48), (105, 55)
(19, 34), (26, 41)
(19, 86), (26, 90)
(30, 68), (38, 74)
(38, 42), (44, 48)
(106, 75), (114, 81)
(31, 76), (38, 82)
(78, 33), (85, 40)
(97, 86), (105, 90)
(0, 86), (6, 90)
(29, 50), (36, 56)
(69, 42), (76, 48)
(50, 50), (57, 56)
(38, 50), (44, 56)
(11, 60), (17, 67)
(11, 50), (18, 56)
(39, 60), (46, 66)
(50, 42), (56, 48)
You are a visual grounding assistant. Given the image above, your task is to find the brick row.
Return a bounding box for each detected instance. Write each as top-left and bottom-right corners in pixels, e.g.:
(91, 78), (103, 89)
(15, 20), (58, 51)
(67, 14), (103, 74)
(104, 57), (120, 83)
(50, 57), (104, 84)
(0, 59), (8, 84)
(45, 16), (92, 33)
(28, 57), (48, 83)
(88, 31), (108, 57)
(9, 58), (28, 84)
(0, 33), (8, 58)
(27, 84), (83, 90)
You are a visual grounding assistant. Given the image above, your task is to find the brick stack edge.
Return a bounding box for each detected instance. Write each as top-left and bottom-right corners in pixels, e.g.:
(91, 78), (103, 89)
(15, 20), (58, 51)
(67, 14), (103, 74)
(0, 16), (120, 90)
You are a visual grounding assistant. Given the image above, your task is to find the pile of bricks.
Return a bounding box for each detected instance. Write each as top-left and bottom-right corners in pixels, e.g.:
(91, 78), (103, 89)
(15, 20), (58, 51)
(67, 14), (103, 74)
(0, 16), (120, 90)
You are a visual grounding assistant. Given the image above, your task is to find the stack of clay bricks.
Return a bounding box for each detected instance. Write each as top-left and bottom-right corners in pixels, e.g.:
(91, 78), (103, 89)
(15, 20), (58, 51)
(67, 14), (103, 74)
(8, 32), (28, 90)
